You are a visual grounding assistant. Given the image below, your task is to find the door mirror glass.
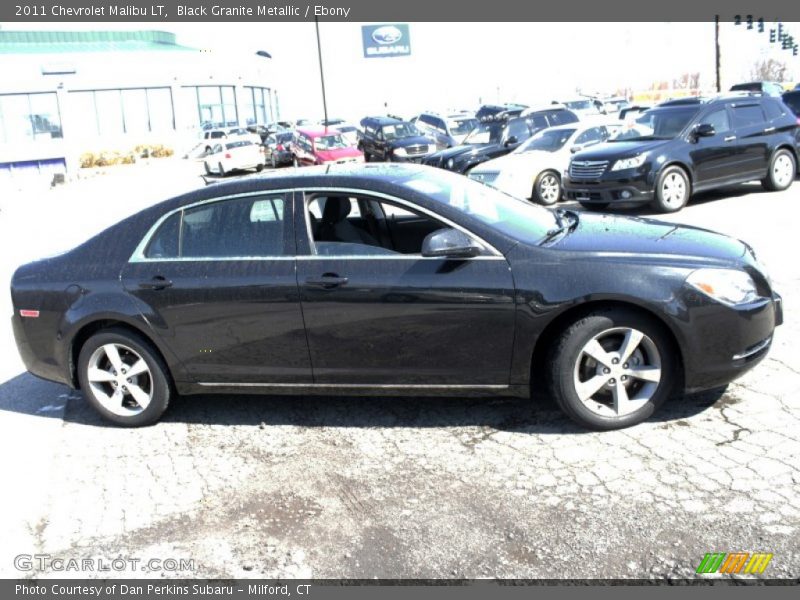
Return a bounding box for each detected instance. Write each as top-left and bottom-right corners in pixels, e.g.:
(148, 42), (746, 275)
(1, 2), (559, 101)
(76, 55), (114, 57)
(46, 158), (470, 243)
(421, 228), (481, 258)
(694, 123), (716, 138)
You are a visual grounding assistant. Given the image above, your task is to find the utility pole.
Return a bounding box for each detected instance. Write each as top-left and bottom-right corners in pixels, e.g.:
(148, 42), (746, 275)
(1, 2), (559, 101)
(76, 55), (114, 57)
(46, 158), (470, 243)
(314, 17), (329, 125)
(715, 15), (722, 92)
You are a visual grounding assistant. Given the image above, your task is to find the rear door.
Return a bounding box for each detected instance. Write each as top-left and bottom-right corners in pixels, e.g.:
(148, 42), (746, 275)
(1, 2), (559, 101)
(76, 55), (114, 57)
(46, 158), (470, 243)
(689, 105), (740, 185)
(122, 192), (312, 384)
(730, 102), (771, 177)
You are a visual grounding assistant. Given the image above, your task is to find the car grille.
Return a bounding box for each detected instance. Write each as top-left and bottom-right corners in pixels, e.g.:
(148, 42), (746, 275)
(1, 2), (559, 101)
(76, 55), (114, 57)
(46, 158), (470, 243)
(569, 160), (609, 180)
(469, 171), (499, 185)
(404, 144), (431, 156)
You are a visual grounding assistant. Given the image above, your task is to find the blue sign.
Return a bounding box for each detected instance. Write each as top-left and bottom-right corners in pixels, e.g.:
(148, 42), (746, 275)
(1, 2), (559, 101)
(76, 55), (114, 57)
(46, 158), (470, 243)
(361, 24), (411, 58)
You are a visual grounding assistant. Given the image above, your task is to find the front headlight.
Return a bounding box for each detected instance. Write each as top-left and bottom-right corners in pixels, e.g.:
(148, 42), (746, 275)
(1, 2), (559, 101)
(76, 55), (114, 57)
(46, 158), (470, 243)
(611, 154), (647, 171)
(393, 147), (408, 157)
(686, 268), (759, 306)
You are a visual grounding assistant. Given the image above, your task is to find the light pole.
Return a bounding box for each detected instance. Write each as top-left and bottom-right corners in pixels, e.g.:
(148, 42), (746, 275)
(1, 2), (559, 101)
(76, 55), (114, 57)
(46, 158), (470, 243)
(315, 17), (329, 125)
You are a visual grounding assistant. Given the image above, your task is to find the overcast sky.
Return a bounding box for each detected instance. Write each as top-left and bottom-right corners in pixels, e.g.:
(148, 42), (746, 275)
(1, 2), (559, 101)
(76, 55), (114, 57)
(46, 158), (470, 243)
(4, 21), (798, 121)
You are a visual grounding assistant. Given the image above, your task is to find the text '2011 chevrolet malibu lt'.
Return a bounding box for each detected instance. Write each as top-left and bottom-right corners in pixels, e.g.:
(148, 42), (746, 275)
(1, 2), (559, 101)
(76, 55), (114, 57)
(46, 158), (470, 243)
(10, 164), (782, 430)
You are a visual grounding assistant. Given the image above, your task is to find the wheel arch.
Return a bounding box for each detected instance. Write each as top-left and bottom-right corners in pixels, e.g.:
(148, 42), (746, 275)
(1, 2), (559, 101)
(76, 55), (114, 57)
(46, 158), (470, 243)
(772, 143), (798, 167)
(658, 160), (694, 187)
(529, 299), (685, 391)
(69, 318), (175, 390)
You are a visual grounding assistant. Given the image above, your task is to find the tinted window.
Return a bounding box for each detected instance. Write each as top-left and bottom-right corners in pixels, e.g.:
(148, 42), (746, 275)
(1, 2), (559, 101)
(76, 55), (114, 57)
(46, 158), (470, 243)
(731, 105), (766, 127)
(703, 108), (731, 134)
(574, 127), (605, 145)
(505, 119), (530, 141)
(782, 92), (800, 115)
(528, 114), (548, 131)
(548, 110), (579, 125)
(144, 196), (286, 260)
(762, 98), (785, 120)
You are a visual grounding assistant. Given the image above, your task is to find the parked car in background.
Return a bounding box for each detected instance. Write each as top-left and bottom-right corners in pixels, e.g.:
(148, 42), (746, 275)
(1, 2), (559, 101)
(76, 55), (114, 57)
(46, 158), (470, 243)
(203, 139), (265, 176)
(424, 108), (579, 174)
(263, 132), (294, 168)
(411, 112), (479, 149)
(564, 94), (799, 212)
(782, 90), (800, 117)
(291, 128), (364, 167)
(475, 104), (526, 120)
(599, 97), (630, 115)
(729, 81), (785, 97)
(10, 164), (782, 430)
(200, 127), (260, 153)
(557, 98), (602, 118)
(469, 121), (619, 205)
(358, 117), (436, 162)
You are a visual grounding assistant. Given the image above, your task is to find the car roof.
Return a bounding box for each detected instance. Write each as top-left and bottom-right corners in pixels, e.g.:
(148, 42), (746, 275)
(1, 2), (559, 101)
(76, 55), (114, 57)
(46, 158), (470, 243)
(296, 127), (342, 137)
(362, 116), (404, 126)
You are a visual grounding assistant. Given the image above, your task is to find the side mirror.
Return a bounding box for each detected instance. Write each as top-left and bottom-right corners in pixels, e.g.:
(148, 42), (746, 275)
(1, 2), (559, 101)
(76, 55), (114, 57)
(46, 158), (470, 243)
(504, 136), (519, 147)
(421, 228), (481, 259)
(693, 123), (716, 138)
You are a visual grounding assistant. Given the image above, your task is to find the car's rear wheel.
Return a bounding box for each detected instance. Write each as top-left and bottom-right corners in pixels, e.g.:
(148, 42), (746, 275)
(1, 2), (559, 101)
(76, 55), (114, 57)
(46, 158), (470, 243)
(652, 165), (690, 213)
(578, 202), (609, 211)
(762, 149), (796, 191)
(533, 171), (562, 205)
(77, 328), (171, 427)
(546, 308), (676, 430)
(256, 164), (264, 172)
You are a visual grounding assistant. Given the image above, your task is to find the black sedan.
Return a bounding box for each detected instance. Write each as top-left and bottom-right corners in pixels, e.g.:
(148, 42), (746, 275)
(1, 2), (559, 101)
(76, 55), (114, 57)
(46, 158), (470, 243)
(11, 164), (782, 429)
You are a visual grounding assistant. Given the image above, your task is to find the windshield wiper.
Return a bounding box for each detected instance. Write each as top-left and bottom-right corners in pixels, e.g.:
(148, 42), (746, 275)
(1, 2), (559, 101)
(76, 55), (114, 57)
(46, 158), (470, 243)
(540, 209), (579, 244)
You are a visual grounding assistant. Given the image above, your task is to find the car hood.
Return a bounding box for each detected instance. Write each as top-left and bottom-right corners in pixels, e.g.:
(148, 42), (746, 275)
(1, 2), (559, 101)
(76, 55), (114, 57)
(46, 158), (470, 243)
(316, 147), (362, 161)
(553, 212), (748, 262)
(573, 139), (672, 160)
(392, 135), (435, 148)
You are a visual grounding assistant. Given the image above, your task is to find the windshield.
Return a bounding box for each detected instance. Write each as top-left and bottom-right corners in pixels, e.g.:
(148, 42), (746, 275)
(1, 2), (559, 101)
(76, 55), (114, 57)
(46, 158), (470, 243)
(516, 128), (576, 153)
(611, 106), (700, 141)
(462, 121), (505, 144)
(381, 123), (418, 139)
(315, 134), (348, 150)
(398, 169), (554, 244)
(565, 100), (593, 110)
(448, 118), (478, 136)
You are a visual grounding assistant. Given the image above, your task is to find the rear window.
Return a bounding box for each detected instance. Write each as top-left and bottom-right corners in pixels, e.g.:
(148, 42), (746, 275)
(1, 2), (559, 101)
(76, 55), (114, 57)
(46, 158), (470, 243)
(731, 105), (766, 127)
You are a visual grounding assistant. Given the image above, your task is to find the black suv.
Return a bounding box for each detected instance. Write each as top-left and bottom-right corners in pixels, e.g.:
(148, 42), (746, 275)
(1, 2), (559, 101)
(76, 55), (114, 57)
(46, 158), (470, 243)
(564, 95), (799, 213)
(422, 108), (578, 174)
(358, 116), (436, 162)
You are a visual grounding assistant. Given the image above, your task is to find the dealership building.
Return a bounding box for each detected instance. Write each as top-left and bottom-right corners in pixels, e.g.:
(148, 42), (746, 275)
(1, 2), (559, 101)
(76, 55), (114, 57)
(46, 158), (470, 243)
(0, 30), (279, 184)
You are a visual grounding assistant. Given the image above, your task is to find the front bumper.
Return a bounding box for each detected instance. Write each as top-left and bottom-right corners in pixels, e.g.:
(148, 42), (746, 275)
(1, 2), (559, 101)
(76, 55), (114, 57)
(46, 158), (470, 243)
(681, 291), (783, 393)
(563, 171), (654, 205)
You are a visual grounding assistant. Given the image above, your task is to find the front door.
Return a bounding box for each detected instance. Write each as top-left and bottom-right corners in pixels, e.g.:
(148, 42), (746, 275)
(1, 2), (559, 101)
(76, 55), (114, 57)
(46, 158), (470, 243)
(294, 192), (516, 386)
(122, 192), (312, 384)
(689, 106), (740, 186)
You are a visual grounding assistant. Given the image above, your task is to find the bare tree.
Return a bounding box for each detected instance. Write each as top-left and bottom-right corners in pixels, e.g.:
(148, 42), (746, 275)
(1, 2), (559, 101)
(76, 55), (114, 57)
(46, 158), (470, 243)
(750, 58), (788, 82)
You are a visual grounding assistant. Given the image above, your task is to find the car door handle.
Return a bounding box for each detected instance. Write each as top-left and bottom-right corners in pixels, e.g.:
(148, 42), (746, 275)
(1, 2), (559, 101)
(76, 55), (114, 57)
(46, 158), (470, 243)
(724, 135), (736, 142)
(763, 127), (776, 134)
(305, 274), (349, 288)
(139, 276), (173, 290)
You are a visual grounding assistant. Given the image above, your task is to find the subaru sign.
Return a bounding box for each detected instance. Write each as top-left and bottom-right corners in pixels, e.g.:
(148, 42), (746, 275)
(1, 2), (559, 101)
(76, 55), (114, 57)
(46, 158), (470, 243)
(361, 24), (411, 58)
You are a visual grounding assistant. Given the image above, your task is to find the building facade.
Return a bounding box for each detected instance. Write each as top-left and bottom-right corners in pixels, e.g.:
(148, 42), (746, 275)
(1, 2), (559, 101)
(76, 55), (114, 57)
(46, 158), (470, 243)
(0, 30), (278, 183)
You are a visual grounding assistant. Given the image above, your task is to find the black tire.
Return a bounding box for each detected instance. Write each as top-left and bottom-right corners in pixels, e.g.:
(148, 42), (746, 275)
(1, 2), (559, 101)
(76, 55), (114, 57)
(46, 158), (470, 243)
(578, 201), (609, 211)
(652, 165), (690, 213)
(204, 145), (211, 154)
(545, 308), (677, 431)
(218, 162), (225, 176)
(533, 170), (562, 205)
(77, 328), (172, 427)
(761, 149), (796, 192)
(256, 163), (264, 172)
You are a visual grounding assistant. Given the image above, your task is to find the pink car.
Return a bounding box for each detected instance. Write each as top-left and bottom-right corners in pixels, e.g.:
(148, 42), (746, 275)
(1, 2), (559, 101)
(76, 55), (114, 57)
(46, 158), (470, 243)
(291, 128), (364, 166)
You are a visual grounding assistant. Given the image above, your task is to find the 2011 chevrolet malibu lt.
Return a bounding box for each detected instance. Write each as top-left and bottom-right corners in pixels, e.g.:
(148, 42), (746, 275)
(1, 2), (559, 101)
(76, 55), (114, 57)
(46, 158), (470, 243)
(10, 164), (782, 430)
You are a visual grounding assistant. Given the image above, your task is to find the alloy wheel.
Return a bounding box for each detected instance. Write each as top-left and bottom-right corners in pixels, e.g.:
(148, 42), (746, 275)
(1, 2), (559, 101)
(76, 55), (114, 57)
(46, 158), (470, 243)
(572, 327), (662, 417)
(538, 174), (561, 204)
(86, 343), (153, 417)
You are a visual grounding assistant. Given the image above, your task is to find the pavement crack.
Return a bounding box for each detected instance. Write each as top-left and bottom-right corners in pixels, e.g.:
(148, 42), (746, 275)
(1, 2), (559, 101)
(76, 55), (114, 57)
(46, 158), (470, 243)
(715, 406), (752, 446)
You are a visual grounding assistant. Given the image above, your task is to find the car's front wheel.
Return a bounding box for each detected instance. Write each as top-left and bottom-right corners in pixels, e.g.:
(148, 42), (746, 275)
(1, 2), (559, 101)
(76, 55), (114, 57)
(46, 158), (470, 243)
(533, 171), (562, 205)
(762, 149), (796, 192)
(546, 308), (676, 430)
(77, 328), (172, 427)
(652, 165), (690, 213)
